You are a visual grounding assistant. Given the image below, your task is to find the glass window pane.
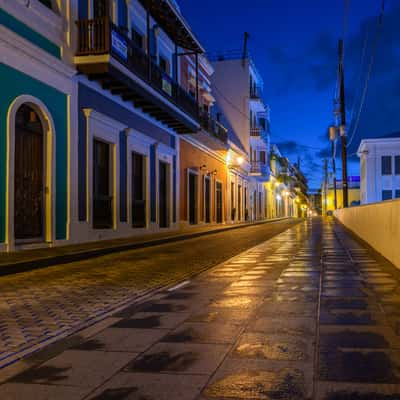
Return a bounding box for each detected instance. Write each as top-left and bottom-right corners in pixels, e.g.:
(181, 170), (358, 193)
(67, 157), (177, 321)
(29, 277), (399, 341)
(395, 190), (400, 199)
(395, 156), (400, 175)
(382, 156), (392, 175)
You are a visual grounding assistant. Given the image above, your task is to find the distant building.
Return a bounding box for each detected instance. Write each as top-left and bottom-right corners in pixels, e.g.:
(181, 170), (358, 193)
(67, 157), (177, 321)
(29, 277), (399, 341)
(358, 133), (400, 204)
(327, 177), (360, 212)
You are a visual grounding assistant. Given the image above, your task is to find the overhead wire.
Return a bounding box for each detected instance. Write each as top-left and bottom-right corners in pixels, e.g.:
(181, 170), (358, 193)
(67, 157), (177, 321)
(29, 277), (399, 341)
(347, 28), (370, 131)
(346, 0), (385, 149)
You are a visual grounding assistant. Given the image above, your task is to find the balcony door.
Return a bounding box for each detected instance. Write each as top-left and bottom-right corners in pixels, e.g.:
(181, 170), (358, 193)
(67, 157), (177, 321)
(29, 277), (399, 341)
(204, 177), (211, 223)
(14, 105), (44, 241)
(132, 152), (146, 228)
(93, 139), (113, 229)
(216, 182), (223, 224)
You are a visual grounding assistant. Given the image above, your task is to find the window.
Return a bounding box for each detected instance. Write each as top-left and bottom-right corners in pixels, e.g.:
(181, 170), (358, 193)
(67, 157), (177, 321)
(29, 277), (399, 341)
(395, 156), (400, 175)
(260, 151), (266, 164)
(132, 29), (144, 50)
(382, 190), (392, 201)
(395, 190), (400, 199)
(381, 156), (392, 175)
(159, 56), (169, 74)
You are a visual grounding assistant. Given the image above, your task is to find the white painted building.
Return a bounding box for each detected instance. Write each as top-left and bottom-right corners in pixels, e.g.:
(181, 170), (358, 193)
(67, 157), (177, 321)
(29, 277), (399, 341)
(211, 53), (270, 222)
(358, 133), (400, 204)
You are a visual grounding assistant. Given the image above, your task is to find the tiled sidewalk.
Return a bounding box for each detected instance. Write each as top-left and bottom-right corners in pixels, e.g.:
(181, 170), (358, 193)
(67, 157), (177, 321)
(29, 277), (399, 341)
(2, 218), (400, 399)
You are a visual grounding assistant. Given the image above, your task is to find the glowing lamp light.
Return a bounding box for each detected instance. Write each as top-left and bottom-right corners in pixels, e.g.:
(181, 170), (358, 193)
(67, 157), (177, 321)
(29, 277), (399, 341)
(283, 190), (289, 197)
(276, 194), (282, 201)
(237, 156), (244, 165)
(226, 153), (232, 165)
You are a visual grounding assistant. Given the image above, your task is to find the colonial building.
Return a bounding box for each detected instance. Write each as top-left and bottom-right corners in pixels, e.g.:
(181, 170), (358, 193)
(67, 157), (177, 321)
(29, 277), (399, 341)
(71, 0), (206, 242)
(0, 0), (76, 251)
(358, 133), (400, 204)
(211, 52), (270, 223)
(322, 176), (360, 214)
(179, 55), (229, 227)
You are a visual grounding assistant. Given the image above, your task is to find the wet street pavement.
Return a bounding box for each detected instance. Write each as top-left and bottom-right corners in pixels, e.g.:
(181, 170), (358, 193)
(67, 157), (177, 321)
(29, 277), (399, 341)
(2, 217), (400, 399)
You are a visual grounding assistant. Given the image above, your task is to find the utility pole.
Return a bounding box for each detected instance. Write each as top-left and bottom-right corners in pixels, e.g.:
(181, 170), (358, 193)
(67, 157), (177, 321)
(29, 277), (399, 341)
(338, 39), (349, 208)
(323, 159), (328, 215)
(328, 126), (337, 209)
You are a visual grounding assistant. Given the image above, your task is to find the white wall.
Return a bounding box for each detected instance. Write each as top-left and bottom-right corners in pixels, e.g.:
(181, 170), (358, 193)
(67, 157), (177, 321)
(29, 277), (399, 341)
(212, 59), (250, 154)
(335, 200), (400, 269)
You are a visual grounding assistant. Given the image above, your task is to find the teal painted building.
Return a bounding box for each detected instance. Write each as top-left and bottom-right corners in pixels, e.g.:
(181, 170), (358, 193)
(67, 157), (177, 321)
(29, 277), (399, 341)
(0, 0), (75, 250)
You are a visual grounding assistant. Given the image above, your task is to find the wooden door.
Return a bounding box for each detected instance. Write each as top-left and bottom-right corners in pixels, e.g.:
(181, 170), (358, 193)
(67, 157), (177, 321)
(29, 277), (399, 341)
(159, 161), (169, 228)
(14, 105), (44, 240)
(132, 152), (146, 227)
(204, 177), (211, 223)
(216, 182), (223, 223)
(188, 173), (197, 225)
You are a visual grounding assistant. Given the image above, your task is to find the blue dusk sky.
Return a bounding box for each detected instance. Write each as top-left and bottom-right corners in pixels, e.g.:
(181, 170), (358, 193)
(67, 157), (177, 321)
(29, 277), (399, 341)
(179, 0), (400, 188)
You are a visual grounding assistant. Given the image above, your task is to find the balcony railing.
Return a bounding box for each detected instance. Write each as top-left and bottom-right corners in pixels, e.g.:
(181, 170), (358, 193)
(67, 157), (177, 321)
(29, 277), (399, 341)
(250, 127), (261, 137)
(199, 112), (228, 143)
(76, 18), (199, 121)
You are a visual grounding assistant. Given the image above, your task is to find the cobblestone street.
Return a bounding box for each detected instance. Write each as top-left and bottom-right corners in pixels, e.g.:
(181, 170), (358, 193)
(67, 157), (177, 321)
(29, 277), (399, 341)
(2, 217), (400, 399)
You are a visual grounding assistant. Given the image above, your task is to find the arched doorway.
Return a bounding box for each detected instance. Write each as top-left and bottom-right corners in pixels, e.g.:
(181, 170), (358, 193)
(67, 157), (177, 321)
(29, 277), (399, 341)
(14, 104), (44, 241)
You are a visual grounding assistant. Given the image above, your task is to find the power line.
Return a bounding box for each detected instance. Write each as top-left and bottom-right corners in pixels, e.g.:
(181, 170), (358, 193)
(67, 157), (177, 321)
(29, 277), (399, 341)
(346, 0), (385, 149)
(347, 27), (370, 130)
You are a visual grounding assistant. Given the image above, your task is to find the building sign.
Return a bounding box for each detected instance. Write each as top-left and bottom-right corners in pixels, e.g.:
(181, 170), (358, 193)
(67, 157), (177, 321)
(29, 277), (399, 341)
(162, 74), (173, 96)
(111, 30), (128, 61)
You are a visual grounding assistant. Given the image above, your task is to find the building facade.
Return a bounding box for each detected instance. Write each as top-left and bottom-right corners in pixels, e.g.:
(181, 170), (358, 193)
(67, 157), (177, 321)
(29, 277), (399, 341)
(322, 177), (360, 214)
(0, 0), (306, 252)
(211, 53), (270, 223)
(0, 0), (76, 251)
(358, 134), (400, 204)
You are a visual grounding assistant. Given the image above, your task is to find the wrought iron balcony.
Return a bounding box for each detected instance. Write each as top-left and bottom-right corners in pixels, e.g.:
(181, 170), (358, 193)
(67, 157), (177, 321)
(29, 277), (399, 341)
(250, 127), (261, 137)
(75, 18), (199, 133)
(199, 112), (228, 143)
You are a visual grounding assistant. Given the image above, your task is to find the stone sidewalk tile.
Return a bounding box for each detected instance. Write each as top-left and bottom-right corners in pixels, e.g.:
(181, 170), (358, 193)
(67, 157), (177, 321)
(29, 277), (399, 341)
(160, 322), (242, 345)
(315, 381), (400, 400)
(8, 350), (134, 388)
(83, 327), (168, 353)
(0, 383), (90, 400)
(87, 372), (210, 400)
(202, 358), (313, 400)
(123, 342), (230, 375)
